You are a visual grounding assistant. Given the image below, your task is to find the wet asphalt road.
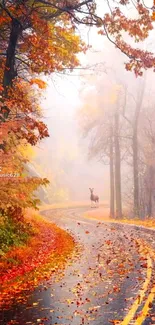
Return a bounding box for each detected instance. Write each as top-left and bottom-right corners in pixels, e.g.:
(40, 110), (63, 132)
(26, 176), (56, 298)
(0, 207), (155, 325)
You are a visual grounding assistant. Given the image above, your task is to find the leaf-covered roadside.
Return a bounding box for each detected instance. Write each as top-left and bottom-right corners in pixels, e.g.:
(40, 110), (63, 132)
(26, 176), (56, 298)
(83, 208), (155, 230)
(0, 212), (75, 309)
(115, 218), (155, 230)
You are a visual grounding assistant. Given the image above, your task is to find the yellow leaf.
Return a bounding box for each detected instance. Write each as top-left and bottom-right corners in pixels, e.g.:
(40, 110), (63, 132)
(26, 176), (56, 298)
(33, 302), (39, 306)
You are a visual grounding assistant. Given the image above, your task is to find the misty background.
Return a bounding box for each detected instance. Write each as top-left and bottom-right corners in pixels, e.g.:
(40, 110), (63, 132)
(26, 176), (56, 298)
(28, 0), (155, 214)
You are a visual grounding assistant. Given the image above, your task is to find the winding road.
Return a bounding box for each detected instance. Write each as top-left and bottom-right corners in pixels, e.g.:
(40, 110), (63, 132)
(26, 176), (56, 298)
(1, 207), (155, 325)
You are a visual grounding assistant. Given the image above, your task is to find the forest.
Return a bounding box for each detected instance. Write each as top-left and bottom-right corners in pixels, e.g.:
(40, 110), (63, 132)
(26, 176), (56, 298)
(1, 1), (155, 323)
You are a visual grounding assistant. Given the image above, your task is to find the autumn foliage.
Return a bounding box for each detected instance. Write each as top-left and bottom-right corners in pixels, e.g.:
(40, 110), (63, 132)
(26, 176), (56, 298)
(97, 1), (155, 76)
(0, 1), (95, 307)
(0, 1), (89, 222)
(0, 212), (75, 308)
(0, 0), (154, 223)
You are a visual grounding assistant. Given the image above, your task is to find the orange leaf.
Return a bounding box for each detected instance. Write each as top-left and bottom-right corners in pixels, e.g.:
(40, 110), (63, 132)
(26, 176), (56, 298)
(30, 78), (47, 89)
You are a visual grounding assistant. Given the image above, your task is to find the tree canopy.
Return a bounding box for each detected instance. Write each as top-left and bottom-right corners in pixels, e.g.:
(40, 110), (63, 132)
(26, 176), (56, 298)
(0, 0), (155, 220)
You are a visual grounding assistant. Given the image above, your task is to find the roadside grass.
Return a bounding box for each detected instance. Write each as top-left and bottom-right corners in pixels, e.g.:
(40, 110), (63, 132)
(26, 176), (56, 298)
(0, 210), (75, 308)
(0, 217), (31, 254)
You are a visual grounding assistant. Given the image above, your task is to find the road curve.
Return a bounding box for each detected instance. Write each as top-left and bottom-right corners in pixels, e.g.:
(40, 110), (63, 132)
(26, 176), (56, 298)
(1, 207), (155, 325)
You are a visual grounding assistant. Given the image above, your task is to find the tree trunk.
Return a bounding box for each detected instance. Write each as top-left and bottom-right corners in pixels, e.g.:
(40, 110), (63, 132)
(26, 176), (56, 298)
(132, 127), (139, 217)
(132, 79), (145, 218)
(110, 126), (115, 218)
(3, 18), (22, 89)
(0, 18), (22, 147)
(139, 174), (145, 219)
(147, 165), (153, 218)
(114, 106), (122, 219)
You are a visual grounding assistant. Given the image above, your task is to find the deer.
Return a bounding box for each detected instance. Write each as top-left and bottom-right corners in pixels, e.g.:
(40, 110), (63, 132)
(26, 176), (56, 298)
(89, 188), (99, 208)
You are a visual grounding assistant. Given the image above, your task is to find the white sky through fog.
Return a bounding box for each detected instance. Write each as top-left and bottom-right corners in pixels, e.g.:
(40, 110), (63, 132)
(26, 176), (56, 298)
(39, 0), (154, 202)
(40, 30), (109, 201)
(43, 0), (154, 115)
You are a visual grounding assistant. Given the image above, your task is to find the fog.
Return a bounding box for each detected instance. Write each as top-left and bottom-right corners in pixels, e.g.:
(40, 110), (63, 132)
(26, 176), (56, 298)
(30, 11), (155, 215)
(33, 74), (110, 203)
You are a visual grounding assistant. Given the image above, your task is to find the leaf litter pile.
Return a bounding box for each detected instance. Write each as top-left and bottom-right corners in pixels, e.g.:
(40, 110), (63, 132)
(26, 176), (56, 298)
(0, 213), (75, 309)
(1, 209), (155, 325)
